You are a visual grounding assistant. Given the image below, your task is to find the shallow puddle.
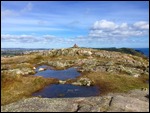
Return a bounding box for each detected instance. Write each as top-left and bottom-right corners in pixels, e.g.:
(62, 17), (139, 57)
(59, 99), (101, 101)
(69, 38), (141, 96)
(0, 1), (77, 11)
(32, 84), (100, 98)
(33, 65), (100, 98)
(35, 65), (80, 80)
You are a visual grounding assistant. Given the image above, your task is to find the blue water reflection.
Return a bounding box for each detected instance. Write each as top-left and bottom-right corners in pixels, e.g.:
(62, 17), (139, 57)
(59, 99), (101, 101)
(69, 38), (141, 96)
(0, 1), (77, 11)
(32, 84), (100, 98)
(35, 65), (80, 80)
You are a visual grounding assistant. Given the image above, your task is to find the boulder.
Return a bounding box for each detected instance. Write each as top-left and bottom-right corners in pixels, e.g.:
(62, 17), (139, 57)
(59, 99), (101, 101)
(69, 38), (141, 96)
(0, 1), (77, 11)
(81, 50), (92, 56)
(105, 61), (114, 66)
(133, 74), (140, 77)
(72, 78), (92, 86)
(16, 70), (24, 75)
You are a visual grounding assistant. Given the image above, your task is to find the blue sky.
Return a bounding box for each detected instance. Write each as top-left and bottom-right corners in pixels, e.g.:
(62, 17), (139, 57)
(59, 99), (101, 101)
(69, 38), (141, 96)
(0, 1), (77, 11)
(1, 1), (149, 48)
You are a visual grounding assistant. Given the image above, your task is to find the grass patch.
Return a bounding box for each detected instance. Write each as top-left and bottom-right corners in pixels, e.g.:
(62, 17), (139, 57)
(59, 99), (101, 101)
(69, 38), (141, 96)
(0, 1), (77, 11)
(79, 72), (149, 95)
(1, 74), (59, 105)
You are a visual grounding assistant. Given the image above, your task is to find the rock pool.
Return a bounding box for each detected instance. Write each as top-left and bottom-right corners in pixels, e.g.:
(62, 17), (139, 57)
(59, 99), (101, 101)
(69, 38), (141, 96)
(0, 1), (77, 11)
(32, 84), (100, 98)
(33, 65), (100, 98)
(35, 65), (80, 80)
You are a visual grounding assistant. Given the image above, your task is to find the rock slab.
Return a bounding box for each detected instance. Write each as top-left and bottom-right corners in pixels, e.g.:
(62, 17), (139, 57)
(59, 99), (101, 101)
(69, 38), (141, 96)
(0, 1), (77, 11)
(1, 89), (149, 112)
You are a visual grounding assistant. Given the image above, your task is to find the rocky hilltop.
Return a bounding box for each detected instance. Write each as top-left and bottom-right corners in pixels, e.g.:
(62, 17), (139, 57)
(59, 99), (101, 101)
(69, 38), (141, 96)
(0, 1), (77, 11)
(1, 47), (149, 112)
(31, 47), (149, 75)
(2, 47), (149, 77)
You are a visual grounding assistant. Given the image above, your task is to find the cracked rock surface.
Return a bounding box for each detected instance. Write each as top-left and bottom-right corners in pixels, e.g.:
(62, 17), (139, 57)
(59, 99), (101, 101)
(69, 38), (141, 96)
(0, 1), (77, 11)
(1, 89), (149, 112)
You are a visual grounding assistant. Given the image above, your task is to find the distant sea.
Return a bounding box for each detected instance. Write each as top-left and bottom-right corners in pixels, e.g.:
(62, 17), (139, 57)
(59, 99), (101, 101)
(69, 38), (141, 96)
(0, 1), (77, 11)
(133, 48), (149, 57)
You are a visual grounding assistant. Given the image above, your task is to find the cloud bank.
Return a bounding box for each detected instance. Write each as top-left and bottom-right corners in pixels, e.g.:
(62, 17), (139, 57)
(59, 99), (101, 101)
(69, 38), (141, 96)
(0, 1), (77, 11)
(1, 20), (149, 43)
(89, 20), (149, 39)
(2, 20), (149, 47)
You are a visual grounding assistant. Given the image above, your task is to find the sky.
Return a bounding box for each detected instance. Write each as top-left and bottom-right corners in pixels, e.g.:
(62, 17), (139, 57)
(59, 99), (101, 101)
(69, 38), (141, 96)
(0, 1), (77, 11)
(1, 1), (149, 48)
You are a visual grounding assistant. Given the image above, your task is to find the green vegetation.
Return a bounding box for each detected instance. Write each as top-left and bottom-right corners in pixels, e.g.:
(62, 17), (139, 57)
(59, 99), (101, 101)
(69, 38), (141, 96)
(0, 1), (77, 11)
(79, 72), (148, 95)
(1, 73), (58, 105)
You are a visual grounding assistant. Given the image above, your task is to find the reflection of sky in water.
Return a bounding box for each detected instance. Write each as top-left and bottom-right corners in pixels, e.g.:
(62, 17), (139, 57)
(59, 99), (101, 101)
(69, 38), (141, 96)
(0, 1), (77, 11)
(35, 65), (80, 80)
(32, 84), (100, 98)
(33, 65), (100, 98)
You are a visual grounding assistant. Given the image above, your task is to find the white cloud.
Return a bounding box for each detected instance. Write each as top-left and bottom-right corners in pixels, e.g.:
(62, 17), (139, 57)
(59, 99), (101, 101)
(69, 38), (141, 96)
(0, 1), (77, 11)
(1, 34), (70, 44)
(1, 20), (149, 47)
(1, 34), (39, 43)
(1, 34), (85, 45)
(92, 20), (118, 30)
(133, 21), (149, 30)
(42, 35), (58, 42)
(120, 23), (128, 29)
(89, 20), (149, 39)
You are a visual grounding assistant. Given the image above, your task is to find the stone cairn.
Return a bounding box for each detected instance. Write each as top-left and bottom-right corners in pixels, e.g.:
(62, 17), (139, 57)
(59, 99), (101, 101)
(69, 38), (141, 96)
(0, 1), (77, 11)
(73, 44), (79, 48)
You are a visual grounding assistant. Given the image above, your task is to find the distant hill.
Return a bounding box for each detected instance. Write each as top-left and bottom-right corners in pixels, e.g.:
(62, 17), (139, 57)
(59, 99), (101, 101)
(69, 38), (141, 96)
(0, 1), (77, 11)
(1, 47), (147, 58)
(90, 47), (147, 58)
(1, 48), (50, 56)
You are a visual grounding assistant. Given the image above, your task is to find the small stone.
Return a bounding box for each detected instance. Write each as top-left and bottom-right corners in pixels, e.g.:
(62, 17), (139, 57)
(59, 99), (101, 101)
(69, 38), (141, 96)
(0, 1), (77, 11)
(141, 88), (148, 91)
(59, 80), (66, 84)
(33, 67), (36, 70)
(133, 74), (140, 77)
